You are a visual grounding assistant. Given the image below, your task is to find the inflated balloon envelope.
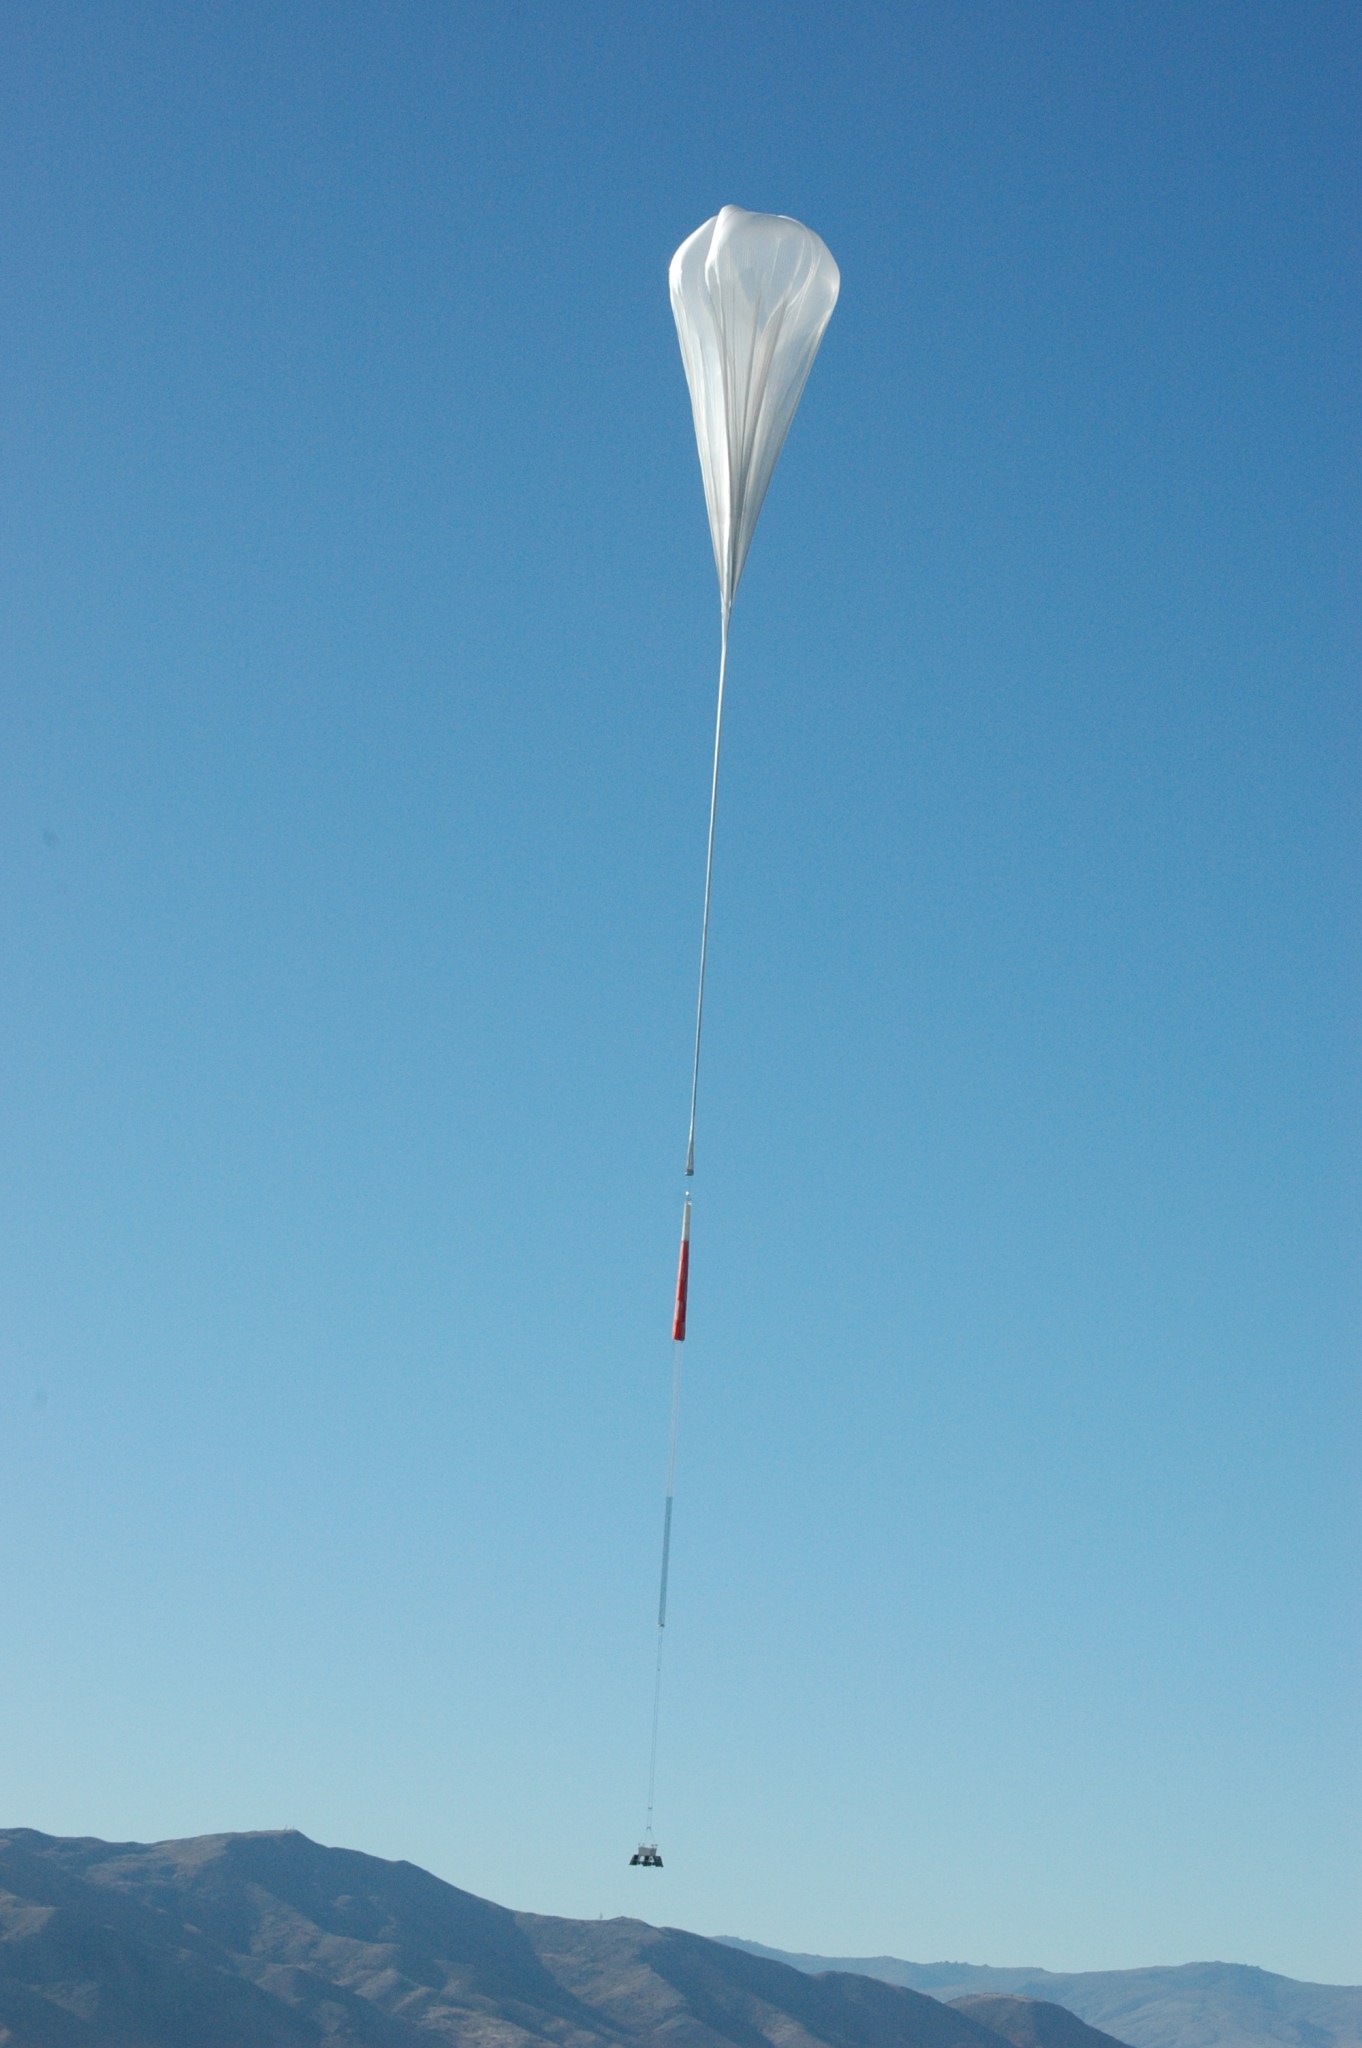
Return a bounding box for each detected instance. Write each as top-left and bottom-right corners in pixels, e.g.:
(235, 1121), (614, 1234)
(669, 204), (840, 625)
(631, 206), (838, 1871)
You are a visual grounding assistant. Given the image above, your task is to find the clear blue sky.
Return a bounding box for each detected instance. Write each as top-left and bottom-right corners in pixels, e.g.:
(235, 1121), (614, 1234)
(2, 0), (1357, 1985)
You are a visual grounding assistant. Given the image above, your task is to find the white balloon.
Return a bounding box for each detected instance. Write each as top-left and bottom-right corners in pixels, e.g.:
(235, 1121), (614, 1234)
(670, 205), (840, 621)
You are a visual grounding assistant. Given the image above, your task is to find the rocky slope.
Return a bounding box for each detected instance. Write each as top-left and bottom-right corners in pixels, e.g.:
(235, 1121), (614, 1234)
(948, 1997), (1133, 2048)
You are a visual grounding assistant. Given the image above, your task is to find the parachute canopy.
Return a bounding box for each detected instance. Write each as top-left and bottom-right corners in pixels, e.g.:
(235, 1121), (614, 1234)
(669, 205), (840, 622)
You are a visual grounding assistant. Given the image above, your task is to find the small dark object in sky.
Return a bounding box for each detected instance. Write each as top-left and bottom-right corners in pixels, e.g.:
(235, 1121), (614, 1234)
(629, 1842), (662, 1868)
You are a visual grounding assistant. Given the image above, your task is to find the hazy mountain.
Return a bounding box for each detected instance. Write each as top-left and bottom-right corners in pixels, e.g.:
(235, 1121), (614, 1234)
(721, 1942), (1362, 2048)
(0, 1828), (1108, 2048)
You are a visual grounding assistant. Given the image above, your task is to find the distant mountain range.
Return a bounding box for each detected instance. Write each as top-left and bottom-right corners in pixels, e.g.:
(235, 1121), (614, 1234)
(720, 1941), (1362, 2048)
(0, 1829), (1352, 2048)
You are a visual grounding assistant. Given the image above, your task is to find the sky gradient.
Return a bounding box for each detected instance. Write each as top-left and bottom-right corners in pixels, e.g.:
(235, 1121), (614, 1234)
(2, 0), (1358, 1984)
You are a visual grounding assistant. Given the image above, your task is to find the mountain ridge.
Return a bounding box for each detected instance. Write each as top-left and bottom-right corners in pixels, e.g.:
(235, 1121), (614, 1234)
(1, 1829), (1355, 2048)
(949, 2000), (1133, 2048)
(0, 1828), (1108, 2048)
(718, 1940), (1362, 2048)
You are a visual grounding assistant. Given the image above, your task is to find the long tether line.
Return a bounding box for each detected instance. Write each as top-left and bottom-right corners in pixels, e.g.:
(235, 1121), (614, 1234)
(644, 1335), (684, 1839)
(641, 610), (731, 1850)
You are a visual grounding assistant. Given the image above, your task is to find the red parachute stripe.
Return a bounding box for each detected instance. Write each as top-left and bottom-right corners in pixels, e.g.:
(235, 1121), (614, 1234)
(671, 1210), (691, 1341)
